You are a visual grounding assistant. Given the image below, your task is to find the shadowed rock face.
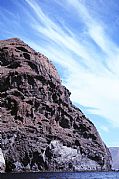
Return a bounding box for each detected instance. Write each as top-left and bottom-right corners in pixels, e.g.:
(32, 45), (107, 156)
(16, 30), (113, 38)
(0, 38), (111, 172)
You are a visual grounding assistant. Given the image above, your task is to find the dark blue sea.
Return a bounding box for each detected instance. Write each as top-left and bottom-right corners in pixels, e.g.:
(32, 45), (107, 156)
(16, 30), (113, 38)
(1, 172), (119, 179)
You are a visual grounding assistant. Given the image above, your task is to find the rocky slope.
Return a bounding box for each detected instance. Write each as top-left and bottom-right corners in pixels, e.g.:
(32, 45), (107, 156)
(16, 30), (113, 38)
(109, 147), (119, 170)
(0, 38), (111, 172)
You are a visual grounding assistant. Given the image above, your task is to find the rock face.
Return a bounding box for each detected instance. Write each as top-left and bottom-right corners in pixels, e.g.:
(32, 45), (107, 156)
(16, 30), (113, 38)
(0, 148), (5, 173)
(0, 38), (111, 172)
(109, 147), (119, 170)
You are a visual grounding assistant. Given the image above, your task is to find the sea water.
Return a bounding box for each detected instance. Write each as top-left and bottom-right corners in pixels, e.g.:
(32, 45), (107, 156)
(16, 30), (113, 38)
(1, 171), (119, 179)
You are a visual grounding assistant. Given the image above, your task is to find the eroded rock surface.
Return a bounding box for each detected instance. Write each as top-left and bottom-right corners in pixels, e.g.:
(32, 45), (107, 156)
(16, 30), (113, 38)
(0, 38), (112, 172)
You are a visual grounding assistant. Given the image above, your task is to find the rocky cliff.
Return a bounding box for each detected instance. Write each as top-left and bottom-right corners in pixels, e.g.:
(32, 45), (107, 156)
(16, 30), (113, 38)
(109, 147), (119, 170)
(0, 38), (111, 172)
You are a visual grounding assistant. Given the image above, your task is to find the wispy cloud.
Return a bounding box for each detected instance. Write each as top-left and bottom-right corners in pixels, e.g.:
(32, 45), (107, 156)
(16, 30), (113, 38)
(25, 0), (110, 73)
(22, 0), (119, 127)
(1, 0), (119, 137)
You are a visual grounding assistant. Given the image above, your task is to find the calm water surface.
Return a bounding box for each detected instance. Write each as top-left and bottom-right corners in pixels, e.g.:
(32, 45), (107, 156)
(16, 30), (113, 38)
(1, 171), (119, 179)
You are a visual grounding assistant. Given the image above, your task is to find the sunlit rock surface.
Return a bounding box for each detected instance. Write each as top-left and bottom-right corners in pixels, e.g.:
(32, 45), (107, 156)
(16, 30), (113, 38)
(0, 38), (112, 172)
(0, 148), (5, 172)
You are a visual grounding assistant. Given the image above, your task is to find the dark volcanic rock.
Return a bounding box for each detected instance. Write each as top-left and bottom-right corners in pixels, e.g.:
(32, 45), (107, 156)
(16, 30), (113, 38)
(0, 38), (111, 172)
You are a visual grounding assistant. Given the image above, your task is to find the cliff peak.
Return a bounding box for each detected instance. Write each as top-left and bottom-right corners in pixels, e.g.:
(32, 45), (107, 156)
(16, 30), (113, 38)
(0, 38), (111, 172)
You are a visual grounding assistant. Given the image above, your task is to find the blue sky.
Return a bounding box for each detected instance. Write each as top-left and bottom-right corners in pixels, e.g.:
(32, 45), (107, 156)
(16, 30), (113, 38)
(1, 0), (119, 147)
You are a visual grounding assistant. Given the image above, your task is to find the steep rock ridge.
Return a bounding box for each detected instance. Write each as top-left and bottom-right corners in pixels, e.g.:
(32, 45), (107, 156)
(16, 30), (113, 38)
(0, 38), (111, 172)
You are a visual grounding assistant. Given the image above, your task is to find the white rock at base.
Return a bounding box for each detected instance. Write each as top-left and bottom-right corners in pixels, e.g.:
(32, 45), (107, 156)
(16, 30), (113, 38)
(0, 148), (5, 173)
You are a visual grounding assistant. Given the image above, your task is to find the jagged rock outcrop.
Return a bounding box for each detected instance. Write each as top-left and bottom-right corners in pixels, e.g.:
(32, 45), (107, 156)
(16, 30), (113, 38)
(0, 38), (112, 172)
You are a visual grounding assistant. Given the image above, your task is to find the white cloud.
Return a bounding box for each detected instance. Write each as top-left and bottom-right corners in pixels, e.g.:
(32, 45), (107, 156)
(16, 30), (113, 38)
(25, 0), (108, 73)
(23, 0), (119, 127)
(100, 126), (109, 133)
